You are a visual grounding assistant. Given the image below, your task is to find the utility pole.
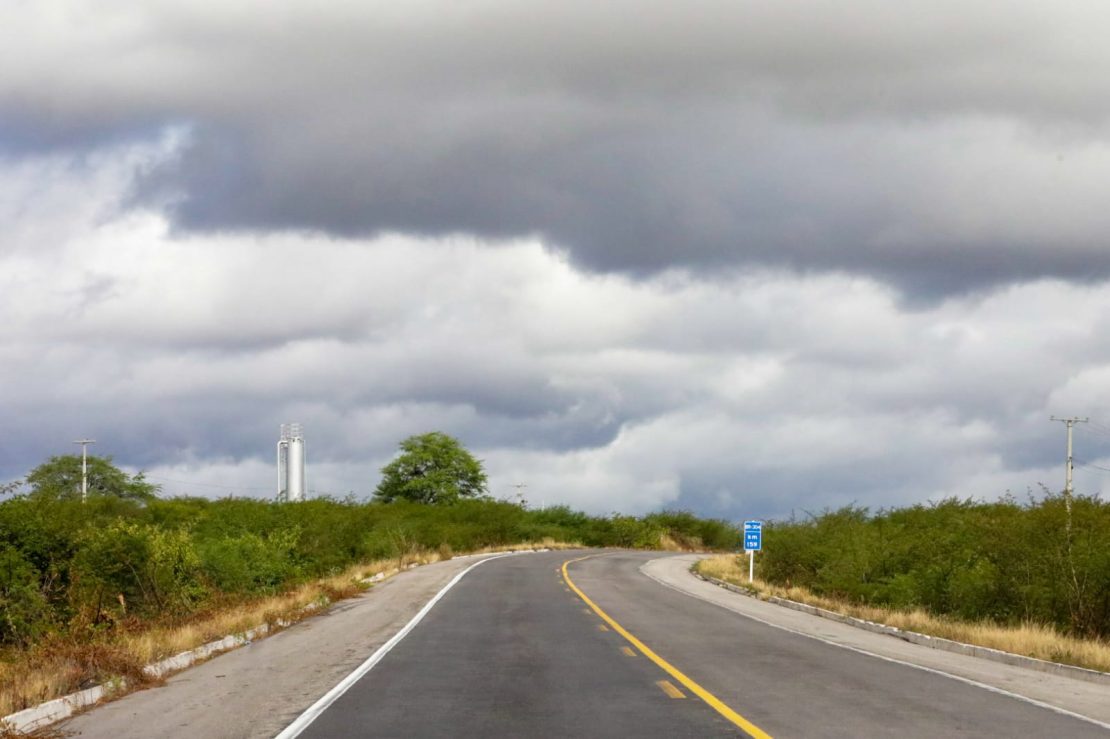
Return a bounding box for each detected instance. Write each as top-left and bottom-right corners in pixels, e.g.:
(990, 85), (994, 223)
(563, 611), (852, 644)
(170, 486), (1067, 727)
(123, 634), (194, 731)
(1050, 417), (1087, 528)
(73, 439), (96, 503)
(511, 482), (527, 507)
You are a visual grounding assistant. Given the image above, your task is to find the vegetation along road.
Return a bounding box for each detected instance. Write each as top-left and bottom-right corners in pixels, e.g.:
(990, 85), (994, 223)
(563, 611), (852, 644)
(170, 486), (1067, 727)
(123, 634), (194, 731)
(62, 550), (1110, 738)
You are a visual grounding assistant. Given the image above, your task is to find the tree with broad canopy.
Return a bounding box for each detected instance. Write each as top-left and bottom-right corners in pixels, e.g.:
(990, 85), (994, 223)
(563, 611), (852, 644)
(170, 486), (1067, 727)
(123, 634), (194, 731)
(374, 432), (487, 505)
(25, 455), (158, 502)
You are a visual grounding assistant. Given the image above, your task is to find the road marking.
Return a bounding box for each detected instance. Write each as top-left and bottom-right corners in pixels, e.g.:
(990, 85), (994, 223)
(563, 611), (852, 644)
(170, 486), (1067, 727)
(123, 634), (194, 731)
(597, 624), (609, 632)
(274, 552), (518, 739)
(583, 608), (593, 615)
(656, 680), (686, 699)
(621, 646), (637, 657)
(563, 556), (772, 739)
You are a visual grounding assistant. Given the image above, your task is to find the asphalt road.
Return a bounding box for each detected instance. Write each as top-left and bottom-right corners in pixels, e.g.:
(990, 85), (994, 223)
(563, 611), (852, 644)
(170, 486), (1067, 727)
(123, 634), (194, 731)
(289, 551), (1108, 738)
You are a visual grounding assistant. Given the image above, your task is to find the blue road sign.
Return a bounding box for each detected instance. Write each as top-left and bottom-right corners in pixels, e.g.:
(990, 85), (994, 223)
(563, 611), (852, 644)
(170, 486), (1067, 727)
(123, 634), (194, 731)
(743, 520), (762, 551)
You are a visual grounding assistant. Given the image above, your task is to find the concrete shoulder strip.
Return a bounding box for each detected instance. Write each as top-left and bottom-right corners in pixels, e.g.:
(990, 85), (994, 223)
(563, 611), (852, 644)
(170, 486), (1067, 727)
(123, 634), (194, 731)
(2, 684), (112, 735)
(3, 550), (541, 735)
(692, 572), (1110, 687)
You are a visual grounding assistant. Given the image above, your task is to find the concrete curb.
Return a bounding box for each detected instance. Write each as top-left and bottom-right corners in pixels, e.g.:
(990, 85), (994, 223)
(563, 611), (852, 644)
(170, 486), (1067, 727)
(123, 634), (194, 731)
(692, 572), (1110, 687)
(0, 601), (326, 735)
(1, 548), (554, 735)
(1, 684), (114, 736)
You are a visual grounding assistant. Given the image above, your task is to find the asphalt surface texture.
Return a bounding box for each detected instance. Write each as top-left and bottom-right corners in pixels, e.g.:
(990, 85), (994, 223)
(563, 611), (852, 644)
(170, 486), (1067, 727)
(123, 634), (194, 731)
(293, 550), (1108, 738)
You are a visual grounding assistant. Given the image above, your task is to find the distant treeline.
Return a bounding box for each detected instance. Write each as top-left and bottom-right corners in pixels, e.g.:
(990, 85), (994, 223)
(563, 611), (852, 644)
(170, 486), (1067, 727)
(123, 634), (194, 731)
(0, 457), (736, 647)
(760, 493), (1110, 638)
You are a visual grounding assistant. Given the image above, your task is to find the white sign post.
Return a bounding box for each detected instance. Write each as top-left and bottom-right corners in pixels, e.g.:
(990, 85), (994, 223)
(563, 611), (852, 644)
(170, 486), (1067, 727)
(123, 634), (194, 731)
(743, 520), (762, 583)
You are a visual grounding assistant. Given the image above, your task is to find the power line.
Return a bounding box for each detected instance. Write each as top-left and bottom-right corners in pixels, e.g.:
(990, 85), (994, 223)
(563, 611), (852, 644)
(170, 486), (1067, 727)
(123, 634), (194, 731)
(1079, 422), (1110, 440)
(1075, 459), (1110, 473)
(147, 475), (364, 497)
(146, 476), (273, 492)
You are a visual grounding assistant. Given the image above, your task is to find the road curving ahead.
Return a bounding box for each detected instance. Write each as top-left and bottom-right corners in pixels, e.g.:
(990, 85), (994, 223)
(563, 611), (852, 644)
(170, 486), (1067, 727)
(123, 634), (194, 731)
(61, 549), (1110, 738)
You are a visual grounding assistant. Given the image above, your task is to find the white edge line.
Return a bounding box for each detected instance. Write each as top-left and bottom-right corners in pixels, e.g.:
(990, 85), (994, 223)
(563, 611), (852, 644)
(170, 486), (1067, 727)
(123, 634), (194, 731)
(640, 556), (1110, 733)
(273, 551), (518, 739)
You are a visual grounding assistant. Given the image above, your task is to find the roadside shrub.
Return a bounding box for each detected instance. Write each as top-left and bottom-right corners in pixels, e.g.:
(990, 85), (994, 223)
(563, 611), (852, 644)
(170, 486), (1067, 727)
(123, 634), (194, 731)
(69, 521), (205, 623)
(361, 524), (420, 561)
(609, 515), (664, 548)
(760, 495), (1110, 637)
(0, 544), (52, 645)
(199, 529), (301, 595)
(0, 455), (744, 649)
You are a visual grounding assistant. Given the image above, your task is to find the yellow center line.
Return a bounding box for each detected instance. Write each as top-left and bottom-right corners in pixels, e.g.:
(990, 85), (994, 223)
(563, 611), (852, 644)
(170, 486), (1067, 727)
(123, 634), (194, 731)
(562, 555), (773, 739)
(656, 680), (686, 699)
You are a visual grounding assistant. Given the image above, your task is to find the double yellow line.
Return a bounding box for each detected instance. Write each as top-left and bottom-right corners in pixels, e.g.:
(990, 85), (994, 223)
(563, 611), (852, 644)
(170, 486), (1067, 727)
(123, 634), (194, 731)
(562, 555), (772, 739)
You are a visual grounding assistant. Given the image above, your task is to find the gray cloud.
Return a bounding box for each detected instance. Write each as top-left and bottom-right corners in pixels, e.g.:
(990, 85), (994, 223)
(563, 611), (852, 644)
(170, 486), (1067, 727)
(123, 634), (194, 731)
(4, 2), (1110, 295)
(5, 144), (1110, 519)
(6, 4), (1110, 518)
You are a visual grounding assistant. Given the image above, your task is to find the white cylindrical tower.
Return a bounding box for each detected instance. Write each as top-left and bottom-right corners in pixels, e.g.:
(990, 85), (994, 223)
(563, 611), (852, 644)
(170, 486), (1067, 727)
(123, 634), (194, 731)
(277, 423), (307, 502)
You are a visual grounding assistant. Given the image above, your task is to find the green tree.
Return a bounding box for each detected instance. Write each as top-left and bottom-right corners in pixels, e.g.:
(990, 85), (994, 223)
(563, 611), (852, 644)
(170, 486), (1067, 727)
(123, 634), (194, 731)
(374, 432), (488, 505)
(25, 455), (158, 502)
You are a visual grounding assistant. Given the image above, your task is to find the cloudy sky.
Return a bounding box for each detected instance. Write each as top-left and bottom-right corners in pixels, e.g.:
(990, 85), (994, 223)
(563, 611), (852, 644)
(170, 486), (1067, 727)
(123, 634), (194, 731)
(4, 1), (1110, 519)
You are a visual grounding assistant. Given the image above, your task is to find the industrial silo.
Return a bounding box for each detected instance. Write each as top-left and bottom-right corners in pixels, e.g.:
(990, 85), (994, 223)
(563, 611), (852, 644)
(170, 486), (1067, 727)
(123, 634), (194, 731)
(277, 423), (306, 502)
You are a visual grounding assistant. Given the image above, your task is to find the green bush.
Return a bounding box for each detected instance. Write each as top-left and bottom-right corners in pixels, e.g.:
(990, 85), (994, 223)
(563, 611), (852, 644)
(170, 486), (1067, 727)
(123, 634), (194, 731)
(69, 521), (205, 622)
(0, 544), (52, 645)
(0, 456), (743, 648)
(198, 529), (301, 594)
(759, 494), (1110, 637)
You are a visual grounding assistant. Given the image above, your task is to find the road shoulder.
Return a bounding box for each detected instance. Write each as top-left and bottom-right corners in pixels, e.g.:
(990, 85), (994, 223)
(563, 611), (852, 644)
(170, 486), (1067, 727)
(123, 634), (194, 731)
(642, 554), (1110, 727)
(58, 554), (517, 739)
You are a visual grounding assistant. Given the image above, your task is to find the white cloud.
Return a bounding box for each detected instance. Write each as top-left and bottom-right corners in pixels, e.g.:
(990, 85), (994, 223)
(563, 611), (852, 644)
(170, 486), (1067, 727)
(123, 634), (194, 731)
(5, 139), (1110, 517)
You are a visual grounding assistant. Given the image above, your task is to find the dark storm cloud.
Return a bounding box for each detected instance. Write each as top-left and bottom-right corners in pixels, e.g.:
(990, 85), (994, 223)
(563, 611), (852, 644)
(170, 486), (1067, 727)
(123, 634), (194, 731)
(5, 1), (1110, 296)
(0, 110), (171, 156)
(140, 112), (1110, 299)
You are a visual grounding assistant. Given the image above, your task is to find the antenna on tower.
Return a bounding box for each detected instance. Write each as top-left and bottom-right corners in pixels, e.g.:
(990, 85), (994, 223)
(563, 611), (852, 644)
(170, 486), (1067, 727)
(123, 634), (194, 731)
(511, 481), (527, 507)
(73, 439), (96, 503)
(277, 423), (306, 502)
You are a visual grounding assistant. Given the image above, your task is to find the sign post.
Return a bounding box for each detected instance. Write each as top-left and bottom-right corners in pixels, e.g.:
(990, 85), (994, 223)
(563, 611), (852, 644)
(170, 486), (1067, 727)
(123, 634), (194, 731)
(743, 520), (762, 583)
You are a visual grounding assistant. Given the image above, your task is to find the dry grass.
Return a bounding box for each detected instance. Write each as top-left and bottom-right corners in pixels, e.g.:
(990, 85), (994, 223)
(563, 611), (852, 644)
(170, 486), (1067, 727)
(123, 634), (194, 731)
(0, 540), (579, 721)
(657, 533), (704, 552)
(464, 538), (581, 555)
(696, 555), (1110, 674)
